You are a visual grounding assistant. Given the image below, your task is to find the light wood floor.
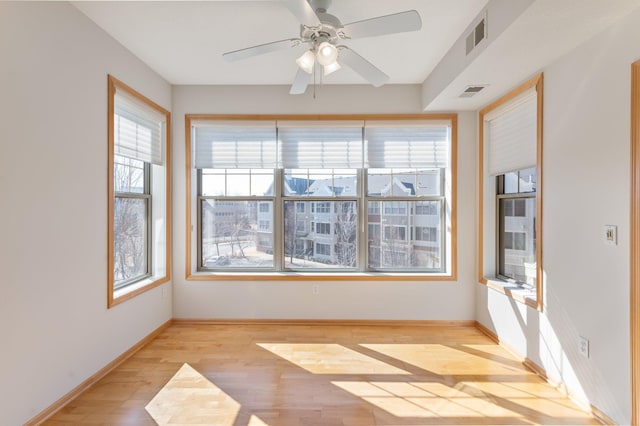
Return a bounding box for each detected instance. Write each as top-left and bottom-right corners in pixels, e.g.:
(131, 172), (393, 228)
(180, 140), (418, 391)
(43, 323), (600, 425)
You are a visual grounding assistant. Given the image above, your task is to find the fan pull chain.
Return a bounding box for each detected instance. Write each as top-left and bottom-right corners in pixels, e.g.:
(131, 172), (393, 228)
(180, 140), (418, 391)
(313, 62), (317, 99)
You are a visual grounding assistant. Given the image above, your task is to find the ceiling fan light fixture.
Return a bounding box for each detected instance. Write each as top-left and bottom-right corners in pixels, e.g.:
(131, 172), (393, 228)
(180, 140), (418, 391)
(221, 0), (423, 94)
(316, 41), (338, 66)
(323, 60), (341, 76)
(296, 50), (315, 74)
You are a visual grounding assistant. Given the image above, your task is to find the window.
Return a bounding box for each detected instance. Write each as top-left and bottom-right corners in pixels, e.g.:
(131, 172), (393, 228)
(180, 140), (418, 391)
(415, 226), (438, 242)
(503, 232), (526, 250)
(315, 202), (331, 213)
(384, 202), (407, 215)
(316, 223), (331, 235)
(416, 201), (438, 215)
(503, 199), (527, 217)
(316, 243), (331, 256)
(479, 74), (542, 309)
(108, 75), (170, 307)
(187, 116), (455, 277)
(368, 201), (380, 214)
(259, 220), (270, 231)
(384, 225), (406, 241)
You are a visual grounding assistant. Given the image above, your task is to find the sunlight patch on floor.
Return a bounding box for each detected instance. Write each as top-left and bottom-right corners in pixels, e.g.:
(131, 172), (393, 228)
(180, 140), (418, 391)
(361, 343), (524, 375)
(145, 363), (244, 425)
(257, 343), (410, 375)
(248, 414), (270, 425)
(332, 380), (524, 419)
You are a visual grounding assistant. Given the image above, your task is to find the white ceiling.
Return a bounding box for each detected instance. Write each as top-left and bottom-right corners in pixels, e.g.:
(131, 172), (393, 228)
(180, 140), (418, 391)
(73, 0), (640, 110)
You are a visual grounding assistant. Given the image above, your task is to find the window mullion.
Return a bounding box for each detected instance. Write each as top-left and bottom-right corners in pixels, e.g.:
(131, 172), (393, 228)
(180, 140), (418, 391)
(439, 194), (446, 273)
(274, 168), (284, 272)
(145, 195), (152, 276)
(359, 168), (367, 271)
(145, 162), (152, 276)
(196, 196), (203, 270)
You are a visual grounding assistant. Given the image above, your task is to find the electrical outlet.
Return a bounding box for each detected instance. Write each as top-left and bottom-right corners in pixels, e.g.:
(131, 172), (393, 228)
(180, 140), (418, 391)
(312, 284), (320, 295)
(579, 336), (589, 358)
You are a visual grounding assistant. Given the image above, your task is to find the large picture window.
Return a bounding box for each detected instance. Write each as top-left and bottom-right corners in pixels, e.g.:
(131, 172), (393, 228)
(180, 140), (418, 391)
(108, 75), (171, 307)
(187, 116), (455, 278)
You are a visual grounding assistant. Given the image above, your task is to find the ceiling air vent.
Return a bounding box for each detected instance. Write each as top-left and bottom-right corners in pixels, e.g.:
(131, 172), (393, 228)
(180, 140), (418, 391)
(465, 15), (486, 55)
(459, 85), (487, 98)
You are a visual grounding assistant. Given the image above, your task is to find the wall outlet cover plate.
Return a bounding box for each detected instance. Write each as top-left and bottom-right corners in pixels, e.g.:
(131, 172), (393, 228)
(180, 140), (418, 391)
(605, 225), (617, 245)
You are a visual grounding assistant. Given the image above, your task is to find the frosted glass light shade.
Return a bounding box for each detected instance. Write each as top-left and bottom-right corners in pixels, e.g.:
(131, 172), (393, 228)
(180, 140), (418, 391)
(323, 60), (341, 76)
(296, 50), (315, 74)
(316, 42), (338, 66)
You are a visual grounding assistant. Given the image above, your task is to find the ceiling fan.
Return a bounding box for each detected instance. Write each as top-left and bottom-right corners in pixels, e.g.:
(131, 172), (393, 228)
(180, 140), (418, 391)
(222, 0), (422, 95)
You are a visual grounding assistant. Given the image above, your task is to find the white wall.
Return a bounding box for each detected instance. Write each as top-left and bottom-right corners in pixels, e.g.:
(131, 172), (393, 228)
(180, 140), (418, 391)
(172, 85), (477, 320)
(0, 3), (172, 425)
(476, 6), (640, 424)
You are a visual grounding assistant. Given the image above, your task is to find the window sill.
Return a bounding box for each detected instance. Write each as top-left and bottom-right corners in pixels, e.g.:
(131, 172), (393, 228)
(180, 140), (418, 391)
(110, 274), (169, 308)
(482, 277), (538, 309)
(186, 271), (455, 282)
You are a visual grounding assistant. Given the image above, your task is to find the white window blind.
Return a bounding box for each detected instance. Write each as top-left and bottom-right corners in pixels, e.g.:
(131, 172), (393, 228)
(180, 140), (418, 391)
(484, 87), (537, 176)
(193, 121), (277, 169)
(192, 120), (453, 170)
(278, 120), (364, 168)
(114, 87), (165, 165)
(364, 121), (450, 168)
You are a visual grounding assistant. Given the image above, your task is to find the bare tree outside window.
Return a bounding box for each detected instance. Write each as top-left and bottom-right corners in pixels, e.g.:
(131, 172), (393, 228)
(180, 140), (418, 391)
(113, 155), (149, 286)
(283, 200), (299, 265)
(334, 201), (357, 267)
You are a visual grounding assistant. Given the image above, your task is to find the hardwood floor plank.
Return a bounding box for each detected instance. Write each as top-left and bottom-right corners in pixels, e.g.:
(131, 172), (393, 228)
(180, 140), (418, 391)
(42, 324), (600, 425)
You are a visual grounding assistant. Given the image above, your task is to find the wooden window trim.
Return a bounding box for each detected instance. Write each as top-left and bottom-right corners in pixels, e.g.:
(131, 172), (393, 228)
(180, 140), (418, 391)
(630, 60), (640, 426)
(107, 75), (172, 307)
(478, 74), (543, 311)
(185, 114), (458, 281)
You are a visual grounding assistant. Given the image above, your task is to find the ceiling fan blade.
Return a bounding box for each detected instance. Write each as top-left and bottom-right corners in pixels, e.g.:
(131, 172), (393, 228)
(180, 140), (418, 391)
(290, 68), (311, 95)
(343, 10), (422, 39)
(339, 47), (389, 87)
(223, 38), (300, 62)
(285, 0), (321, 27)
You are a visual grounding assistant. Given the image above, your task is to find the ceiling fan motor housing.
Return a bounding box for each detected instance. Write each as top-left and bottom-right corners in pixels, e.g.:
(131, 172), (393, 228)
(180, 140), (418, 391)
(300, 0), (345, 47)
(309, 0), (331, 14)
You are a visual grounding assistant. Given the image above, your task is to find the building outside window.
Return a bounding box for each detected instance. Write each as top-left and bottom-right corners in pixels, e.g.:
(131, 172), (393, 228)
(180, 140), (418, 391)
(497, 168), (536, 285)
